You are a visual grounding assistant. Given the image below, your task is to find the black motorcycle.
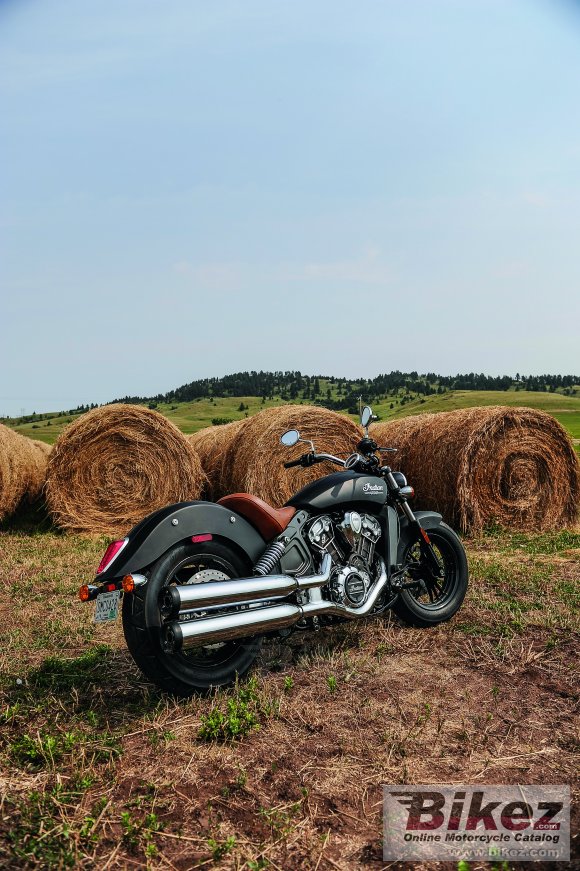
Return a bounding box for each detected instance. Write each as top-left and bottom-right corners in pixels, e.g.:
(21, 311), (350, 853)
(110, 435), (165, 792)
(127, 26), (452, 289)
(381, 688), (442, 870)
(79, 406), (468, 695)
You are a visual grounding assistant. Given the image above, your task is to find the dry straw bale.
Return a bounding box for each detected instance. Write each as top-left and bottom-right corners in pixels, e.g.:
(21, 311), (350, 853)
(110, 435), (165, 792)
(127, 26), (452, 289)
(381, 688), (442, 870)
(45, 404), (207, 535)
(371, 406), (579, 532)
(219, 405), (362, 507)
(188, 419), (247, 500)
(0, 425), (52, 521)
(27, 440), (52, 502)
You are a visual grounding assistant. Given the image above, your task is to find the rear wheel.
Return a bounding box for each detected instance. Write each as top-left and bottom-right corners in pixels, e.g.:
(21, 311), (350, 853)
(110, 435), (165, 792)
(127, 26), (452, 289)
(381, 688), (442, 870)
(122, 541), (262, 696)
(392, 522), (468, 627)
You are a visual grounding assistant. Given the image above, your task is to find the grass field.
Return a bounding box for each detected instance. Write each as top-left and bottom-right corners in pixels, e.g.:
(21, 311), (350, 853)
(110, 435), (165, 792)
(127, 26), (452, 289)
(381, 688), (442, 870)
(7, 388), (580, 451)
(0, 525), (578, 869)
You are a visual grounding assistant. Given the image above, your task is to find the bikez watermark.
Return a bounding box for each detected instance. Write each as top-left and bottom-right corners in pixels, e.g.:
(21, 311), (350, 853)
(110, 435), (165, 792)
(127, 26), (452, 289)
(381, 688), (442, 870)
(383, 785), (570, 862)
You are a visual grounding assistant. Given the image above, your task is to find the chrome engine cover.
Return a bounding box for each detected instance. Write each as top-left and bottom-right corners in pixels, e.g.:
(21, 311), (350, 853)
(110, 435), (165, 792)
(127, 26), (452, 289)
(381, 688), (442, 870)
(307, 512), (382, 608)
(331, 562), (371, 607)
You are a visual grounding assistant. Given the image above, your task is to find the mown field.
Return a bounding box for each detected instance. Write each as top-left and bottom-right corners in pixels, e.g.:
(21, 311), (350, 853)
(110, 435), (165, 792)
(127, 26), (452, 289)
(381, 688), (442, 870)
(7, 388), (580, 452)
(0, 523), (578, 869)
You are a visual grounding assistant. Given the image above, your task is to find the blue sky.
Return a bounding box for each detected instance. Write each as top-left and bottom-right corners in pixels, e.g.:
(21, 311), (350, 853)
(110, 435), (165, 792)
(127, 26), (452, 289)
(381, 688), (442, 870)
(1, 0), (579, 415)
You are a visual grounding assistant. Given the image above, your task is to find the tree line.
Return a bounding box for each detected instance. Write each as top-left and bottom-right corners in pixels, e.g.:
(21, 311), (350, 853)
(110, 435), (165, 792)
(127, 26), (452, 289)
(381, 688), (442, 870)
(111, 370), (579, 413)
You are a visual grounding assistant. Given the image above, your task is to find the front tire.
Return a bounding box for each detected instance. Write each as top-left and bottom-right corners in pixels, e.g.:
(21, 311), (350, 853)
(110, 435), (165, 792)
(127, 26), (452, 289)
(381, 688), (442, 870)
(392, 522), (468, 627)
(122, 541), (262, 696)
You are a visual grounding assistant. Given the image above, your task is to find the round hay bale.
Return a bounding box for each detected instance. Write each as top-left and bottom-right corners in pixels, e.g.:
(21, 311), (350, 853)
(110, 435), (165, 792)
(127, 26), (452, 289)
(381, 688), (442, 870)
(27, 440), (52, 502)
(45, 404), (207, 535)
(188, 420), (247, 500)
(0, 426), (52, 521)
(371, 406), (580, 532)
(222, 405), (362, 507)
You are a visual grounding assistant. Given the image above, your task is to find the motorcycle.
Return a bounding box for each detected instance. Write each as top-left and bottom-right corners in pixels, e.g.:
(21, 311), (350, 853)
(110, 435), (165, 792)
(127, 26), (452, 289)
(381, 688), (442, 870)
(78, 406), (468, 695)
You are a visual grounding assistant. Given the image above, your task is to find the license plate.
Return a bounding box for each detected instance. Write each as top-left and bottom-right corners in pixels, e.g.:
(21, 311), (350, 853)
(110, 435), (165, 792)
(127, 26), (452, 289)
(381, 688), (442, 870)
(94, 590), (121, 623)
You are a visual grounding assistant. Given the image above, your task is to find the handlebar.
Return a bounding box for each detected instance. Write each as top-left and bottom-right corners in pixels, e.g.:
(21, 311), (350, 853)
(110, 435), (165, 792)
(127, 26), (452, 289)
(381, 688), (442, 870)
(283, 452), (346, 470)
(283, 457), (305, 469)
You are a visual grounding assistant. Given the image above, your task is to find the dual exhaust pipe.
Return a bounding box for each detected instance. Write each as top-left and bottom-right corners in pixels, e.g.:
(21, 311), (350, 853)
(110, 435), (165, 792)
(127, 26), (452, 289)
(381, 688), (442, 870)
(161, 555), (390, 652)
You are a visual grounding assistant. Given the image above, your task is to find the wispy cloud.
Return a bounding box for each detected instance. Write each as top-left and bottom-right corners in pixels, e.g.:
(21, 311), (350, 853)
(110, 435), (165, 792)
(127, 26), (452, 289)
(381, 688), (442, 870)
(287, 246), (392, 286)
(172, 261), (244, 292)
(172, 247), (393, 291)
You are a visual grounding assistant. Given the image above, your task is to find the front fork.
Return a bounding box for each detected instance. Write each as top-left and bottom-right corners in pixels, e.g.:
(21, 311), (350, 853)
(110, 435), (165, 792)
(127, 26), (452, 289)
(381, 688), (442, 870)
(385, 471), (443, 578)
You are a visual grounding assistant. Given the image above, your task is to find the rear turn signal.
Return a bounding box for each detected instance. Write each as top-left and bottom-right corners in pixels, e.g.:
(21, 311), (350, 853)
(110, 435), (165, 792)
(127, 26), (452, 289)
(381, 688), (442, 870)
(122, 575), (135, 593)
(78, 584), (90, 602)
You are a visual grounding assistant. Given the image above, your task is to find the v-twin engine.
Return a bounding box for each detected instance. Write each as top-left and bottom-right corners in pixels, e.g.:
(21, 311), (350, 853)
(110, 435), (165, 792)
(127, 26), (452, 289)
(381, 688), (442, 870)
(307, 512), (382, 608)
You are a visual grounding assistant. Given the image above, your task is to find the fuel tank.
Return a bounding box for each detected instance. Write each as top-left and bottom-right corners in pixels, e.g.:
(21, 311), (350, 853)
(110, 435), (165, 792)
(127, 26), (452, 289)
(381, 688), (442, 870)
(286, 471), (387, 514)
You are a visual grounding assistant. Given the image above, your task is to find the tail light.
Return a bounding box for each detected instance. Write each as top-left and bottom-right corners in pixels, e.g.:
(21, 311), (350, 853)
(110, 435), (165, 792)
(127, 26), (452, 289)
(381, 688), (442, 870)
(96, 538), (128, 575)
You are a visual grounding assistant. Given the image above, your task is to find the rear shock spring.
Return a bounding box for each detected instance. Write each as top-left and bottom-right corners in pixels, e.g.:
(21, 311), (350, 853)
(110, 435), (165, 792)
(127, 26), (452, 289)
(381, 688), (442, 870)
(253, 540), (286, 576)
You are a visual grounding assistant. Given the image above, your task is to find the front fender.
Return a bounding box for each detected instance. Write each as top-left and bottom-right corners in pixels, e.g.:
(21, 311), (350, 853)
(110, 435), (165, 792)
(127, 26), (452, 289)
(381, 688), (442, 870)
(397, 510), (443, 561)
(96, 501), (266, 581)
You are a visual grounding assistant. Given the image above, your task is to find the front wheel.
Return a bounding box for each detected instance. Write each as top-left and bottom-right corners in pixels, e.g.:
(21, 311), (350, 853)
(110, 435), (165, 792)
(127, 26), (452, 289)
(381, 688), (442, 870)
(392, 522), (468, 627)
(122, 541), (262, 696)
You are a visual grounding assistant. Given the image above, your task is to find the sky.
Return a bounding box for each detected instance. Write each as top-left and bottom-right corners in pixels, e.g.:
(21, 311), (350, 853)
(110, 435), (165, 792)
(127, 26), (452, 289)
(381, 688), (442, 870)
(1, 0), (580, 416)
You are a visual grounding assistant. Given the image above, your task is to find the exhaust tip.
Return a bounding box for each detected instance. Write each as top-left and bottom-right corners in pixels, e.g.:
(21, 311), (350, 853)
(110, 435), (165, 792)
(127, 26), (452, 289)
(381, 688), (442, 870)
(161, 621), (182, 654)
(159, 586), (181, 619)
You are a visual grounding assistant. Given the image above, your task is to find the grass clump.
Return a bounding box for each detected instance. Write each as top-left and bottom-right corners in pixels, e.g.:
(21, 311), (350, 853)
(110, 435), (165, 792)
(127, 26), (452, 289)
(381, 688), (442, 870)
(9, 728), (121, 771)
(6, 787), (98, 868)
(10, 731), (76, 767)
(207, 834), (236, 860)
(483, 525), (580, 555)
(27, 644), (113, 692)
(120, 810), (162, 854)
(198, 677), (275, 741)
(327, 674), (337, 693)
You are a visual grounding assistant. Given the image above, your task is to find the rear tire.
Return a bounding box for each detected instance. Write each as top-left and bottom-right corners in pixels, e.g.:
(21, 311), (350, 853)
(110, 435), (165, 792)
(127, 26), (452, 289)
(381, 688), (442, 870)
(122, 541), (262, 696)
(392, 522), (468, 627)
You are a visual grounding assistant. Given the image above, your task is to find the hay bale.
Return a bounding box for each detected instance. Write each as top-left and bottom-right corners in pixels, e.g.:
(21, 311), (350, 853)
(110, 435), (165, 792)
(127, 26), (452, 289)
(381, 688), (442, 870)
(188, 420), (247, 500)
(220, 405), (362, 507)
(27, 440), (52, 502)
(45, 404), (207, 535)
(371, 406), (580, 532)
(0, 426), (52, 521)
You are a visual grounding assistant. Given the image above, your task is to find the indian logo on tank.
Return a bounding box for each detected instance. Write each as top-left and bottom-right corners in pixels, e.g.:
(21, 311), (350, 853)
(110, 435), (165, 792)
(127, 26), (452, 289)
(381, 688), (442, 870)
(363, 483), (384, 493)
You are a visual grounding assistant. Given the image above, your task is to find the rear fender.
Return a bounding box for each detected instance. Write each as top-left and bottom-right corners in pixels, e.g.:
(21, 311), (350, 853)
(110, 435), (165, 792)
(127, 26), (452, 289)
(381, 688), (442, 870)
(95, 501), (266, 581)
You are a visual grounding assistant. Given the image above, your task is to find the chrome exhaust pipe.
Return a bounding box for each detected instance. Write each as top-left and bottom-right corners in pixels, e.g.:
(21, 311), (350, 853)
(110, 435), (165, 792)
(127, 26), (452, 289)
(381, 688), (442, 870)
(162, 557), (390, 652)
(159, 554), (332, 617)
(162, 603), (302, 652)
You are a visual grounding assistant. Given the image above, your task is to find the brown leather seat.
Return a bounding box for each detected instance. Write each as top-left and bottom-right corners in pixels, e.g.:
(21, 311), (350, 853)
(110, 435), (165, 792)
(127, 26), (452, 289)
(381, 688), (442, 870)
(217, 493), (296, 541)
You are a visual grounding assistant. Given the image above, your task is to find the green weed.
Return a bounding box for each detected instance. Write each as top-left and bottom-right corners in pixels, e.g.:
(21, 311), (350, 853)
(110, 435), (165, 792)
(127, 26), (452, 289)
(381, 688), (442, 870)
(120, 810), (162, 854)
(207, 834), (236, 859)
(9, 728), (121, 770)
(6, 787), (97, 867)
(27, 644), (113, 692)
(10, 731), (76, 767)
(198, 678), (265, 741)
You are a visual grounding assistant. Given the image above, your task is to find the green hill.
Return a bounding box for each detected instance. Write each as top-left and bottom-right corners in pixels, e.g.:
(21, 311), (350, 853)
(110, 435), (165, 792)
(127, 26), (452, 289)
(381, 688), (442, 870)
(7, 387), (580, 453)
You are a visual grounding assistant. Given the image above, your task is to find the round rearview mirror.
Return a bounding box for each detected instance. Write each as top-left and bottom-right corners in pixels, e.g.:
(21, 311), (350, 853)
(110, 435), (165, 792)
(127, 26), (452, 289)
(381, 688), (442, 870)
(361, 406), (373, 427)
(280, 429), (300, 447)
